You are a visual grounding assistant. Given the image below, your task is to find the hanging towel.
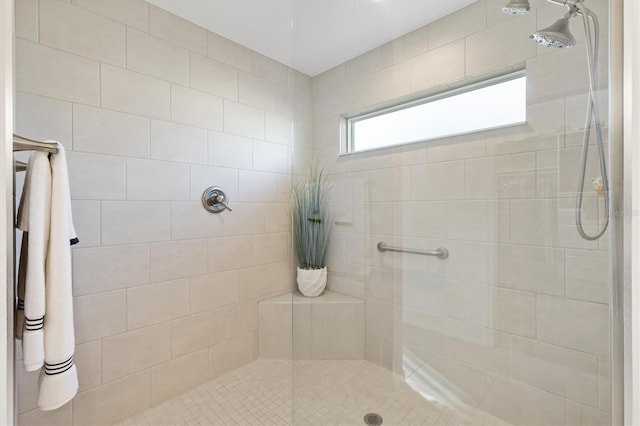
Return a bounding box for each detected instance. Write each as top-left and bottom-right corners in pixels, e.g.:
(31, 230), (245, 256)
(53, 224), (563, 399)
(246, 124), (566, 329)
(38, 143), (78, 411)
(16, 151), (51, 372)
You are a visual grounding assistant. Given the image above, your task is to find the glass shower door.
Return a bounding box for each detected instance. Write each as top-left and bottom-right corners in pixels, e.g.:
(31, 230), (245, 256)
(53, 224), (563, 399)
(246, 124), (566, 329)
(296, 0), (616, 424)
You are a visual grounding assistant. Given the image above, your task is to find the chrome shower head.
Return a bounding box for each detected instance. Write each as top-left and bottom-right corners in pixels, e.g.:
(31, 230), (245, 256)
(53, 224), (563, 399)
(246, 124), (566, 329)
(501, 0), (530, 15)
(530, 13), (576, 48)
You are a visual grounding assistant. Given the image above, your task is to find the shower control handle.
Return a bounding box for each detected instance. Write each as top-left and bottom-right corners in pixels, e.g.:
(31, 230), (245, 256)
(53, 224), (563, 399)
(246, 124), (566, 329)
(202, 187), (233, 213)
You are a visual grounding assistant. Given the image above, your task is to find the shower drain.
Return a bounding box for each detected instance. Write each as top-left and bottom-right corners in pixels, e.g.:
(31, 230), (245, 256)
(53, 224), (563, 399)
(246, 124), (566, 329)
(363, 413), (383, 425)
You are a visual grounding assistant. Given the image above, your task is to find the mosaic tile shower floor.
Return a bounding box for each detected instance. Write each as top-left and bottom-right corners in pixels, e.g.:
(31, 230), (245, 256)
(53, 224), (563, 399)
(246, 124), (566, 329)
(115, 359), (509, 426)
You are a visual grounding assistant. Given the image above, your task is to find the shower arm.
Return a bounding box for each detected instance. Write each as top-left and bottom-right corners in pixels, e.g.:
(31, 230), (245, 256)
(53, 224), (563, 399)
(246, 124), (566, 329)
(547, 0), (585, 15)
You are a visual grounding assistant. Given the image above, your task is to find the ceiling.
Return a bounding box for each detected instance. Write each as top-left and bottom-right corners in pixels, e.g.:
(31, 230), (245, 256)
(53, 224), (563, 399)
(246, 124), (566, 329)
(147, 0), (476, 76)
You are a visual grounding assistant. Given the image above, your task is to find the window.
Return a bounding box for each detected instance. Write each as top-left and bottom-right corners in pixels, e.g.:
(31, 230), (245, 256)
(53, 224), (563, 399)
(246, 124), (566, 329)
(346, 72), (527, 153)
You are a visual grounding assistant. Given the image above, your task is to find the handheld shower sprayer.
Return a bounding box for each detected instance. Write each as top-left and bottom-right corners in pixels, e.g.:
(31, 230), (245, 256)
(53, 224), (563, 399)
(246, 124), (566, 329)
(502, 0), (609, 241)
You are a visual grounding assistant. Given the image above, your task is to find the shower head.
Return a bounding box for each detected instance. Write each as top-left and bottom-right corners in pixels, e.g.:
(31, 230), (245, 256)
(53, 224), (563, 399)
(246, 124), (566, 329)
(530, 13), (576, 48)
(501, 0), (530, 15)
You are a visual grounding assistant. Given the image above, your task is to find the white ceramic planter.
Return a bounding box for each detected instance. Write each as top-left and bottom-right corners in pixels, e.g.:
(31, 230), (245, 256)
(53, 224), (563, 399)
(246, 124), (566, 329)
(296, 267), (327, 297)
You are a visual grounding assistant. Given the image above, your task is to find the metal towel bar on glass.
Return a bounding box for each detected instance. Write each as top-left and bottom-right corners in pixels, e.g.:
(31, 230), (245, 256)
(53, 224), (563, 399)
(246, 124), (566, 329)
(377, 241), (449, 260)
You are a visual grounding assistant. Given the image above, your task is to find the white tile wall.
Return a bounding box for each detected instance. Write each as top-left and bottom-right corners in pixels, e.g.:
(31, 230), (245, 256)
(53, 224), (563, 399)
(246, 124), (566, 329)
(74, 341), (102, 392)
(149, 349), (210, 405)
(149, 120), (207, 164)
(223, 100), (265, 139)
(207, 32), (252, 71)
(22, 7), (302, 423)
(126, 28), (190, 85)
(171, 84), (223, 131)
(101, 201), (172, 246)
(149, 239), (208, 282)
(127, 280), (191, 329)
(71, 0), (149, 32)
(67, 152), (126, 200)
(411, 39), (465, 92)
(72, 244), (150, 295)
(465, 14), (537, 76)
(73, 370), (150, 426)
(190, 53), (239, 100)
(72, 104), (149, 158)
(126, 158), (189, 200)
(101, 64), (170, 120)
(510, 336), (599, 407)
(15, 92), (72, 149)
(71, 200), (101, 248)
(149, 5), (207, 55)
(101, 323), (172, 382)
(14, 0), (38, 42)
(39, 0), (125, 67)
(74, 291), (127, 343)
(171, 310), (225, 357)
(207, 130), (253, 169)
(428, 0), (486, 49)
(381, 26), (428, 68)
(15, 0), (612, 424)
(16, 39), (100, 105)
(537, 296), (609, 357)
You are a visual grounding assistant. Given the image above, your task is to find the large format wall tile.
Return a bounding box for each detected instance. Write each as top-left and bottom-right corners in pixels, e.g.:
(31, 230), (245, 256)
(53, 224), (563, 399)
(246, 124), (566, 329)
(74, 291), (127, 343)
(126, 158), (189, 201)
(537, 296), (609, 357)
(67, 152), (126, 200)
(15, 92), (72, 149)
(101, 323), (171, 382)
(485, 375), (565, 425)
(126, 28), (190, 85)
(73, 104), (149, 158)
(207, 31), (252, 72)
(149, 5), (207, 54)
(101, 64), (170, 120)
(171, 310), (225, 357)
(150, 120), (207, 164)
(465, 14), (537, 76)
(511, 336), (599, 407)
(171, 84), (224, 131)
(150, 239), (208, 282)
(101, 201), (171, 245)
(73, 244), (150, 295)
(126, 279), (190, 329)
(150, 350), (210, 405)
(190, 53), (239, 100)
(16, 39), (100, 105)
(40, 0), (125, 66)
(73, 370), (150, 426)
(71, 0), (149, 32)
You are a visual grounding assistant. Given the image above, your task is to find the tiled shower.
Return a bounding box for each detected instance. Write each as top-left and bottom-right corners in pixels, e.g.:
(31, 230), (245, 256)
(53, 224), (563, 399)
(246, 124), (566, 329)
(12, 0), (616, 425)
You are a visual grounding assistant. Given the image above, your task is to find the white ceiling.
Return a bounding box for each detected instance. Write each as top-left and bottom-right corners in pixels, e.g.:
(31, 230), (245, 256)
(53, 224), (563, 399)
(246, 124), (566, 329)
(147, 0), (476, 76)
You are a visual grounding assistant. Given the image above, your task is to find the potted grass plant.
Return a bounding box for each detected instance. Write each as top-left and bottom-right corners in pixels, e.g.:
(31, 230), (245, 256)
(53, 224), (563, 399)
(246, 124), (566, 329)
(292, 164), (332, 297)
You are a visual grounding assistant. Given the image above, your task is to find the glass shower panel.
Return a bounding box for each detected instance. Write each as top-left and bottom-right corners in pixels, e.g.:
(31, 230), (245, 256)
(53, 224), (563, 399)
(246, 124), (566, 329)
(298, 0), (613, 425)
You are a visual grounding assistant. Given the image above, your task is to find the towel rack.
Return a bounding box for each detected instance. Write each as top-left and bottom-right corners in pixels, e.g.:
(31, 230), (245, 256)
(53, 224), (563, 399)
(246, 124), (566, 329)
(15, 161), (27, 172)
(13, 134), (58, 154)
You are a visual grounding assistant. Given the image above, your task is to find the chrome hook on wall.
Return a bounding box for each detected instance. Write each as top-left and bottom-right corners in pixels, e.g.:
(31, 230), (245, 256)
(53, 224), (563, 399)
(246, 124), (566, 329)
(202, 187), (233, 213)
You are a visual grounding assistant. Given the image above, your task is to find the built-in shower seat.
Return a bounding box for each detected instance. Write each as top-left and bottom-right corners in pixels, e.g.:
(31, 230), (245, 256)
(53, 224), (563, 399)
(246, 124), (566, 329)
(258, 291), (365, 360)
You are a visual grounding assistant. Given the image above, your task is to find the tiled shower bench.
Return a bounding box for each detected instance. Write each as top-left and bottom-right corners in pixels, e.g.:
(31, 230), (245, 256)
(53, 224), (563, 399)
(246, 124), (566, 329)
(258, 290), (365, 360)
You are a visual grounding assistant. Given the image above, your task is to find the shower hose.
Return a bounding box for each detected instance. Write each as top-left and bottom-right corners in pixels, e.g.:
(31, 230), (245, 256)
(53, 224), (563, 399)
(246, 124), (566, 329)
(575, 3), (609, 240)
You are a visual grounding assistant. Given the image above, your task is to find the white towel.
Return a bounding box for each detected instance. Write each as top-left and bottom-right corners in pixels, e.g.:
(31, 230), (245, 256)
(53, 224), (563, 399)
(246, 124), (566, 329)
(17, 151), (51, 372)
(38, 143), (78, 411)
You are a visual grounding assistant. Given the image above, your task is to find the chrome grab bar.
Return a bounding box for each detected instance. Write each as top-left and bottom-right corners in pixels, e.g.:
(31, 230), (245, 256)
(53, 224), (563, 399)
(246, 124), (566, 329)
(377, 241), (449, 260)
